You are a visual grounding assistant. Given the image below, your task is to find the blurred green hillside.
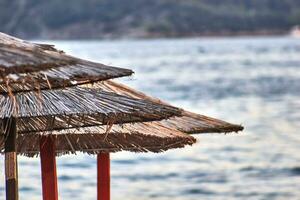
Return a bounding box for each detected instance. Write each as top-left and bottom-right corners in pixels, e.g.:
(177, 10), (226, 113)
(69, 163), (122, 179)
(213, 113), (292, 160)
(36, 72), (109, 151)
(1, 0), (300, 39)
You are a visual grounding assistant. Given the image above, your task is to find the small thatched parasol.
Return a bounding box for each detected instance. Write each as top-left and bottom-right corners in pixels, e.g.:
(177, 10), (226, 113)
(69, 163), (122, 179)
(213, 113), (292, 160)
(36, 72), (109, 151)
(1, 115), (196, 200)
(0, 32), (193, 200)
(1, 123), (196, 156)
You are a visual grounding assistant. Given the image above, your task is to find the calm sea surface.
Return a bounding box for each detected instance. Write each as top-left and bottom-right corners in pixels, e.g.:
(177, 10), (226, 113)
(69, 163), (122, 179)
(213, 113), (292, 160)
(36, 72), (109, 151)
(1, 37), (300, 200)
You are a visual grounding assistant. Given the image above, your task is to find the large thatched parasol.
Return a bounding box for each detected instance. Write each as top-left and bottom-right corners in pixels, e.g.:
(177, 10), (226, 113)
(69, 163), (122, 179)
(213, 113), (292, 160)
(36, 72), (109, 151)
(0, 32), (243, 200)
(0, 32), (193, 200)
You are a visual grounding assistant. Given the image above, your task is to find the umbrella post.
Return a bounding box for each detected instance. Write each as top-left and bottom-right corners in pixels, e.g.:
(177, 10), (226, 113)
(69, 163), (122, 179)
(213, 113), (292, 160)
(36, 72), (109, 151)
(97, 153), (110, 200)
(40, 135), (58, 200)
(4, 117), (18, 200)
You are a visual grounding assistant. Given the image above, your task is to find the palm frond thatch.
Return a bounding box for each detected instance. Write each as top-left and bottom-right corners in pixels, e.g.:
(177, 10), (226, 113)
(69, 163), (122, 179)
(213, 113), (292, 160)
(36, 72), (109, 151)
(89, 80), (243, 134)
(0, 32), (133, 93)
(0, 123), (196, 156)
(0, 87), (182, 133)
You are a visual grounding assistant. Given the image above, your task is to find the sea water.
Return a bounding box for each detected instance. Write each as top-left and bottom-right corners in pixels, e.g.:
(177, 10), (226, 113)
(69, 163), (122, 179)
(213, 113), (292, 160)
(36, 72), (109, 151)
(0, 36), (299, 200)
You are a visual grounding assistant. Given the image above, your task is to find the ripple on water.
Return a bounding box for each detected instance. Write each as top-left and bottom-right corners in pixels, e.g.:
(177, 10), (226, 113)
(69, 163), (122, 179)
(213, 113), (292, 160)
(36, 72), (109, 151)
(288, 166), (300, 176)
(117, 172), (179, 181)
(184, 188), (216, 195)
(240, 166), (300, 179)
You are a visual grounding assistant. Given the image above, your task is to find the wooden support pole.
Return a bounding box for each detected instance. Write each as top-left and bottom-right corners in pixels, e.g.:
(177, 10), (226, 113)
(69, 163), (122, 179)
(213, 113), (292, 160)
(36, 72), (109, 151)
(4, 117), (18, 200)
(97, 153), (110, 200)
(40, 135), (58, 200)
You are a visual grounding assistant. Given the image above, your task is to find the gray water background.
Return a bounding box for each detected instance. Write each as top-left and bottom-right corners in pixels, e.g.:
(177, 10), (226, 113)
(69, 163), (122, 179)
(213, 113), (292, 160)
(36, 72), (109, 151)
(0, 36), (299, 200)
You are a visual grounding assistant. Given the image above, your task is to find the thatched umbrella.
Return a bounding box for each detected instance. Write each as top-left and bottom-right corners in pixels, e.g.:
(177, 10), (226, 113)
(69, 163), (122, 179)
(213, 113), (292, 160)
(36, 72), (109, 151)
(0, 32), (190, 200)
(0, 123), (196, 200)
(1, 123), (196, 156)
(0, 32), (243, 200)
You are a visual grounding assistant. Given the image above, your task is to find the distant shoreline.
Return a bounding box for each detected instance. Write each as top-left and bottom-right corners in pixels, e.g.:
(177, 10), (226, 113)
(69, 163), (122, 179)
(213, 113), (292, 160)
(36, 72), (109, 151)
(27, 30), (289, 40)
(2, 0), (298, 41)
(136, 30), (288, 39)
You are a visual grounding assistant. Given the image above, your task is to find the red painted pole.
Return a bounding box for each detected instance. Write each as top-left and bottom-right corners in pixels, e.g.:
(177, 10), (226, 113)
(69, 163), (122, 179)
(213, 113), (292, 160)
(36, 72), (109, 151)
(97, 153), (110, 200)
(40, 135), (58, 200)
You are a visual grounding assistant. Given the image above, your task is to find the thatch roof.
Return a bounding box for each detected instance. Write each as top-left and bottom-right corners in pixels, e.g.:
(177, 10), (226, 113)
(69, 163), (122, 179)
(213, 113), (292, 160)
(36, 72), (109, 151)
(0, 32), (133, 93)
(0, 32), (198, 156)
(0, 87), (182, 133)
(88, 81), (244, 134)
(0, 32), (241, 157)
(0, 123), (196, 156)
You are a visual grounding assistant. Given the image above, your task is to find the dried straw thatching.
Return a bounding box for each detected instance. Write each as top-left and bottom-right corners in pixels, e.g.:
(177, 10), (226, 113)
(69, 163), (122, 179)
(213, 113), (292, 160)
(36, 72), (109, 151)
(0, 32), (133, 93)
(0, 32), (242, 157)
(0, 123), (196, 156)
(87, 80), (244, 134)
(0, 32), (198, 156)
(0, 87), (182, 133)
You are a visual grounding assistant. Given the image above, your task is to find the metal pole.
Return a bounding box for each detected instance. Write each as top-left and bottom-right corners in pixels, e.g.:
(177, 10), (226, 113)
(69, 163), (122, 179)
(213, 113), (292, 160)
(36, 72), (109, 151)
(97, 153), (110, 200)
(40, 135), (58, 200)
(4, 117), (18, 200)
